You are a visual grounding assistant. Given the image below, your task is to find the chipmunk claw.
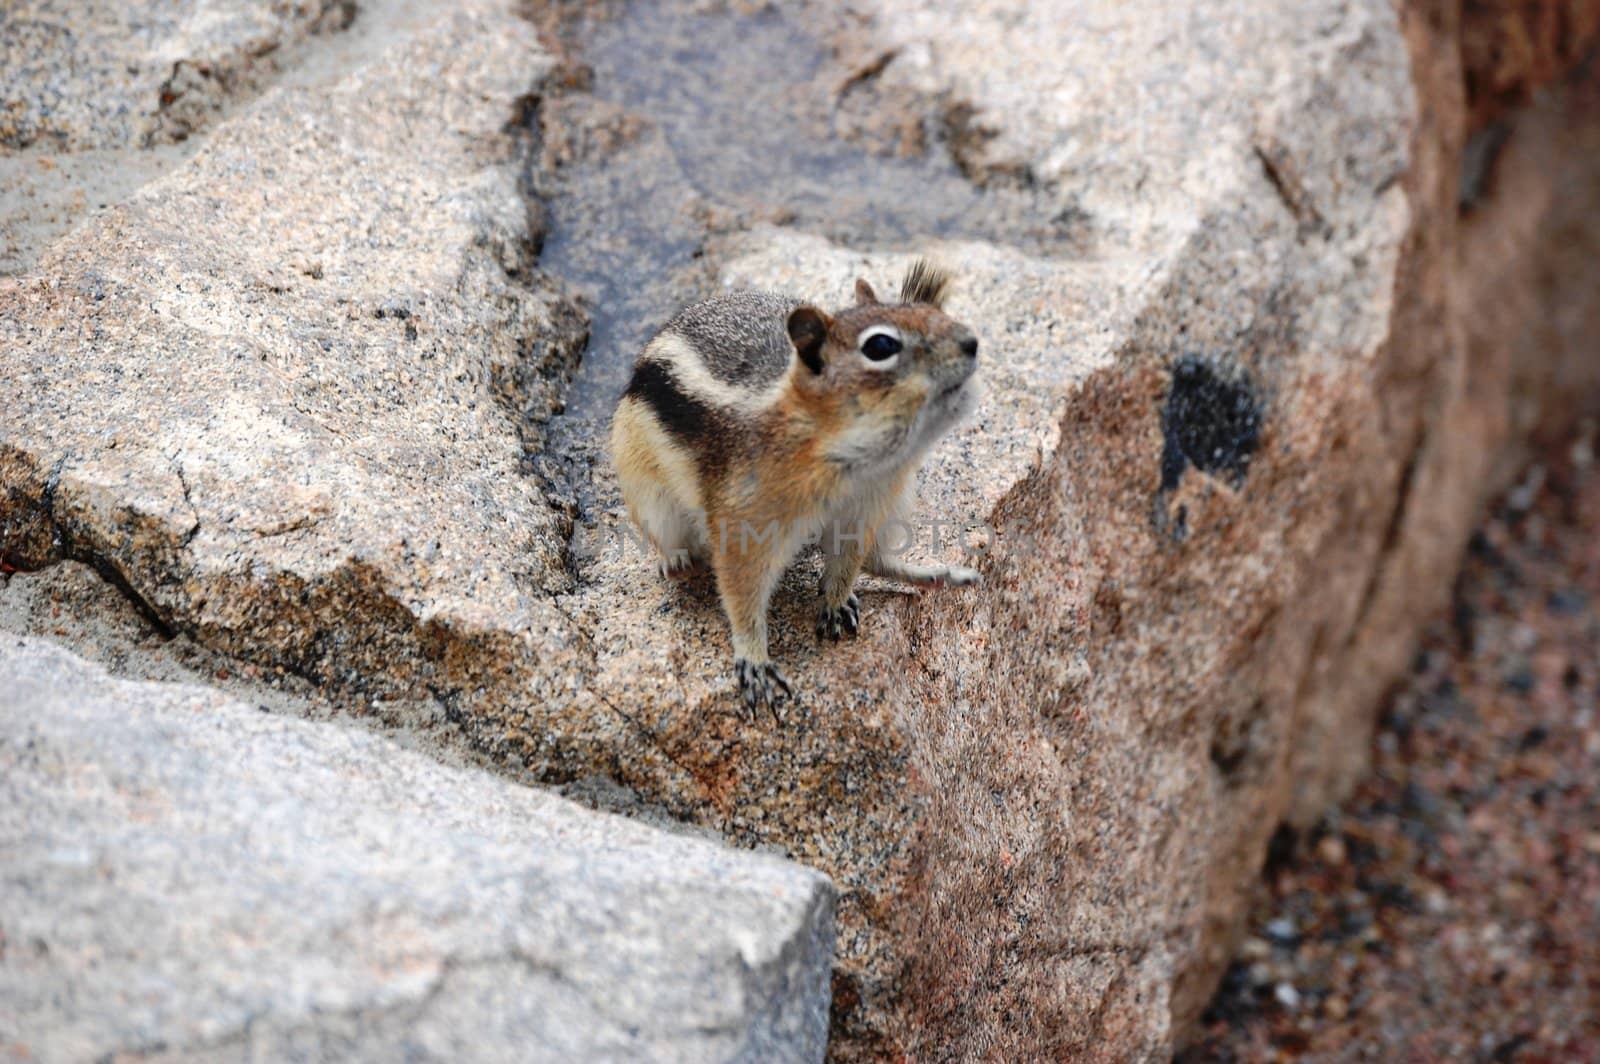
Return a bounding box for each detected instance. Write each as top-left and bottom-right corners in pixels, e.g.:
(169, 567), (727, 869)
(735, 658), (793, 723)
(657, 550), (698, 579)
(815, 593), (861, 641)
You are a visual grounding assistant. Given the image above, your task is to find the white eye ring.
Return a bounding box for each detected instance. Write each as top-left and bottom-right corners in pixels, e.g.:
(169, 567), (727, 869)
(858, 324), (903, 369)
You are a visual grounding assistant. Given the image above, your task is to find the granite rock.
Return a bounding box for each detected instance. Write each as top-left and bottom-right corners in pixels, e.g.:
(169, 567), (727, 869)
(0, 634), (833, 1062)
(0, 0), (356, 152)
(0, 0), (590, 698)
(3, 0), (1599, 1059)
(0, 0), (462, 275)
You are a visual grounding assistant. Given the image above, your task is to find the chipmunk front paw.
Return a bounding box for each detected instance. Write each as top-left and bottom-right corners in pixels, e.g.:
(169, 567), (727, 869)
(815, 593), (861, 641)
(735, 658), (793, 722)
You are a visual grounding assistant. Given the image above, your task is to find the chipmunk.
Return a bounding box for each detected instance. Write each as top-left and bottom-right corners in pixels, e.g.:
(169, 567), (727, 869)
(610, 259), (982, 718)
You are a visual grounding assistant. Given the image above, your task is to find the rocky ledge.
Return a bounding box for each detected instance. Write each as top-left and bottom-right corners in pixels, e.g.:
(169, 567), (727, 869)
(0, 634), (833, 1061)
(2, 0), (1598, 1058)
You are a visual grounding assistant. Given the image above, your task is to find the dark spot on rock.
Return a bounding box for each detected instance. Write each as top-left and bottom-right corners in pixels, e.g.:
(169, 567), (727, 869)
(1504, 666), (1535, 694)
(1262, 824), (1300, 874)
(1452, 600), (1477, 653)
(1345, 835), (1380, 868)
(1210, 698), (1265, 786)
(1518, 725), (1549, 751)
(1331, 906), (1373, 941)
(1421, 677), (1460, 718)
(505, 91), (542, 133)
(1368, 878), (1419, 913)
(1547, 587), (1587, 615)
(1171, 503), (1189, 541)
(1159, 356), (1263, 493)
(1459, 121), (1512, 213)
(1400, 780), (1438, 820)
(1490, 1033), (1534, 1062)
(1384, 708), (1415, 743)
(1194, 961), (1260, 1028)
(1051, 199), (1094, 237)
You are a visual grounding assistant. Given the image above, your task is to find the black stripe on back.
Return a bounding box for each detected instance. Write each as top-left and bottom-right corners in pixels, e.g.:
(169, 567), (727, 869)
(624, 360), (713, 443)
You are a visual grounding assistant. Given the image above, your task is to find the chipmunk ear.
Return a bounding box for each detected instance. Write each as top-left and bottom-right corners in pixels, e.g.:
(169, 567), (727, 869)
(787, 305), (832, 374)
(854, 278), (878, 305)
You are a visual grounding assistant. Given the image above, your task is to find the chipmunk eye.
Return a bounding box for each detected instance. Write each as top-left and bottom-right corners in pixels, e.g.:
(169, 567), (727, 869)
(860, 332), (902, 362)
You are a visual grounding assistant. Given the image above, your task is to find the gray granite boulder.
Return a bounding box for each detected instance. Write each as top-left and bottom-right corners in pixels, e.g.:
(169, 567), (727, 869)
(3, 0), (1600, 1058)
(0, 634), (833, 1062)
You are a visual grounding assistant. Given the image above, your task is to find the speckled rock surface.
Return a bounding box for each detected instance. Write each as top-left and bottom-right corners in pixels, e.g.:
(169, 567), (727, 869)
(0, 634), (834, 1062)
(3, 0), (1599, 1060)
(0, 1), (486, 278)
(0, 0), (356, 151)
(0, 0), (590, 698)
(0, 0), (367, 274)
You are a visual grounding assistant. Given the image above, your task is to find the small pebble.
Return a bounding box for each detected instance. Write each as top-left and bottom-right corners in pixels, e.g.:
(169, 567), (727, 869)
(1316, 834), (1347, 866)
(1264, 917), (1298, 945)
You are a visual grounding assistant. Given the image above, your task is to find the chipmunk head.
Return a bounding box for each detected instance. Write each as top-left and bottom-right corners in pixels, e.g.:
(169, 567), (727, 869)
(785, 259), (979, 473)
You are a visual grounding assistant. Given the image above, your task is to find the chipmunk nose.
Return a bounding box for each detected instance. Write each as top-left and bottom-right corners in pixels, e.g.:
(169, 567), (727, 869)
(958, 333), (979, 358)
